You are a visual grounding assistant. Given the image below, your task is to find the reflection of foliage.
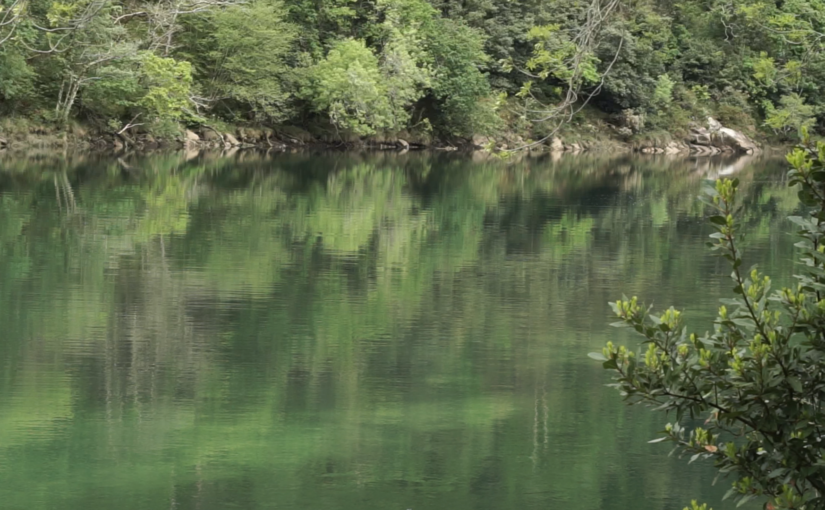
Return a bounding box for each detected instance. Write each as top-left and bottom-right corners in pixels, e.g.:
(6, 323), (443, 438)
(0, 152), (797, 510)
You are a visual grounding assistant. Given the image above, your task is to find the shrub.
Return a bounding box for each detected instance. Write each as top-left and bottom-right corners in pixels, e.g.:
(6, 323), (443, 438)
(593, 138), (825, 510)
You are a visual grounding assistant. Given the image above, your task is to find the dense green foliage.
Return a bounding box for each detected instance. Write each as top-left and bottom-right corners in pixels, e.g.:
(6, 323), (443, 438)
(595, 143), (825, 509)
(0, 0), (824, 139)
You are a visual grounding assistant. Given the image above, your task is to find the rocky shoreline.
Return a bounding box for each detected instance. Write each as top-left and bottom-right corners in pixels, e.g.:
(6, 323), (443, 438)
(473, 117), (762, 156)
(0, 116), (766, 156)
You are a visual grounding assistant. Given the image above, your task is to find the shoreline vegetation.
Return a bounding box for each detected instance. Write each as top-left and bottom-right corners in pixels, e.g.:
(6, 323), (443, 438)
(0, 116), (781, 156)
(0, 0), (822, 158)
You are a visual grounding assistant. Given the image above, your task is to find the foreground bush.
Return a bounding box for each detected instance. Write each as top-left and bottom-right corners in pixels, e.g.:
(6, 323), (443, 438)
(593, 140), (825, 510)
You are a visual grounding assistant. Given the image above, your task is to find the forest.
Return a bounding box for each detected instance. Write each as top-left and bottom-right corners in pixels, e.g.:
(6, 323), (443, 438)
(0, 0), (823, 143)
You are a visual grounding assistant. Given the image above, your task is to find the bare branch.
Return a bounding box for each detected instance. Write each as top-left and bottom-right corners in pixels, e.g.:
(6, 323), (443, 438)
(507, 0), (625, 152)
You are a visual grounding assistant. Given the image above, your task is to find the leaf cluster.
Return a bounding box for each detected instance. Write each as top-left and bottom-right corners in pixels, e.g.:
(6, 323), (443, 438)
(594, 141), (825, 509)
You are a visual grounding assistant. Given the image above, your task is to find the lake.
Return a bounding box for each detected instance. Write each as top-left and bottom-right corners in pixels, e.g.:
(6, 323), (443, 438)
(0, 151), (795, 510)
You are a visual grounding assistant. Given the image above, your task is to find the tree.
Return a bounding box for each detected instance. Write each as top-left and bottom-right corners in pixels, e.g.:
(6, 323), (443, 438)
(0, 44), (33, 103)
(377, 2), (432, 132)
(423, 17), (499, 137)
(80, 51), (193, 134)
(175, 0), (297, 123)
(45, 0), (135, 123)
(593, 140), (825, 510)
(651, 74), (675, 112)
(764, 94), (818, 137)
(301, 38), (394, 136)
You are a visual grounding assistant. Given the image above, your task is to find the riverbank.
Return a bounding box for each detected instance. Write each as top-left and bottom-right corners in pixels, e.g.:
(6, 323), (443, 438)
(0, 116), (784, 156)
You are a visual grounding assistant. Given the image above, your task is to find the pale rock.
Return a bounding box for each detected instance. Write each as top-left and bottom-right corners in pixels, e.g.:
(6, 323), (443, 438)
(201, 129), (222, 142)
(472, 134), (492, 148)
(715, 127), (759, 154)
(224, 133), (240, 146)
(548, 136), (564, 152)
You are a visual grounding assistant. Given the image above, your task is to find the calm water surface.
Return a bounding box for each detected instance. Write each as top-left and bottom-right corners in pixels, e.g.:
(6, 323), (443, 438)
(0, 151), (796, 510)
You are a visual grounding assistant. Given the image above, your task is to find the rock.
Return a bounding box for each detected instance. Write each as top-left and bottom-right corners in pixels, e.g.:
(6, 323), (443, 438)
(185, 130), (200, 143)
(691, 131), (712, 146)
(689, 120), (737, 154)
(397, 139), (410, 150)
(664, 141), (687, 154)
(238, 128), (262, 143)
(224, 132), (240, 146)
(472, 134), (492, 148)
(274, 126), (313, 143)
(396, 130), (430, 147)
(638, 145), (666, 154)
(548, 136), (564, 152)
(715, 127), (759, 154)
(686, 118), (760, 155)
(201, 129), (222, 142)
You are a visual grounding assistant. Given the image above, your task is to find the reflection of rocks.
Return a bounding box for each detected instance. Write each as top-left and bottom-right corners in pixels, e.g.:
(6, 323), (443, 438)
(689, 144), (720, 156)
(665, 141), (688, 154)
(184, 147), (200, 161)
(703, 155), (756, 180)
(637, 140), (690, 155)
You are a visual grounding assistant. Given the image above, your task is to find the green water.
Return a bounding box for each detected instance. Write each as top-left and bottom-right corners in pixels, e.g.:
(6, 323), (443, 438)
(0, 151), (796, 510)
